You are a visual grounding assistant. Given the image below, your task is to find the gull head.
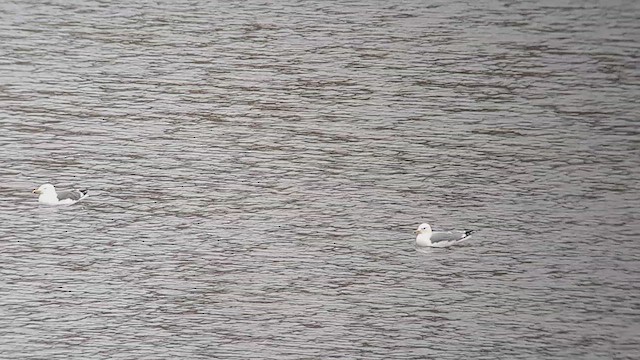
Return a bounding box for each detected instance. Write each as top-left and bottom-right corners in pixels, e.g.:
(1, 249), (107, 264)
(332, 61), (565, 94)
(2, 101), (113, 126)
(33, 183), (55, 195)
(414, 223), (432, 234)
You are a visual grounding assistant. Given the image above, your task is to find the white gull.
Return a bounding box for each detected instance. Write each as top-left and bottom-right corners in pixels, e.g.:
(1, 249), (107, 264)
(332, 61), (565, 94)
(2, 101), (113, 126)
(33, 183), (88, 205)
(414, 223), (475, 248)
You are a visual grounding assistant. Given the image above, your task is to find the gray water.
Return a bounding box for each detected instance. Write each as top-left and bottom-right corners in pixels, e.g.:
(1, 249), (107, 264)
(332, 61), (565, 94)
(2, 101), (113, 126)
(1, 0), (639, 359)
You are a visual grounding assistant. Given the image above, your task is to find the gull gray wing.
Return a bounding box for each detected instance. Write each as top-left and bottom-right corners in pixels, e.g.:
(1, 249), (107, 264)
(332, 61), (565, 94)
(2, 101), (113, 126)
(57, 189), (88, 201)
(430, 230), (475, 246)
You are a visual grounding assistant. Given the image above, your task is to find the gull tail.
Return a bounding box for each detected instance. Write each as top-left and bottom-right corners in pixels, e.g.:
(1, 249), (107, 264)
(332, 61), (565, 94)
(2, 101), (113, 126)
(463, 229), (475, 238)
(77, 189), (89, 201)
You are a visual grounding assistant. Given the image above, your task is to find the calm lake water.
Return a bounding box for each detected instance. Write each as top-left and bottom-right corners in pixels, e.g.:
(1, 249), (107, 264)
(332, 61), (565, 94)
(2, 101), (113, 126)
(1, 0), (639, 359)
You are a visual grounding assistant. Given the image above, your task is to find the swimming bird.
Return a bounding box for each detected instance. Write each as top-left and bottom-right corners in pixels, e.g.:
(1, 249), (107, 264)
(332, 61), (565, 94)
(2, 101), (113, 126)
(414, 223), (475, 248)
(32, 184), (88, 205)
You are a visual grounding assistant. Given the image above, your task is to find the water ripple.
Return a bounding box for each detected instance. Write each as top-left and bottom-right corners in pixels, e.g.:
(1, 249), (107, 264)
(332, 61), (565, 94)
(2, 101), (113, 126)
(1, 0), (639, 359)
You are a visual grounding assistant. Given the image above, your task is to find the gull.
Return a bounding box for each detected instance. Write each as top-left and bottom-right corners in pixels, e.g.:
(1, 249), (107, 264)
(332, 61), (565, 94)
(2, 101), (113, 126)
(32, 183), (88, 205)
(414, 223), (475, 248)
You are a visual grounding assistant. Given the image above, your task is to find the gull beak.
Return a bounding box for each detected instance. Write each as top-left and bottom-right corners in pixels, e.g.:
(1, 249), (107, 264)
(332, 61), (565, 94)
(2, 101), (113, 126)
(413, 229), (420, 234)
(33, 188), (41, 194)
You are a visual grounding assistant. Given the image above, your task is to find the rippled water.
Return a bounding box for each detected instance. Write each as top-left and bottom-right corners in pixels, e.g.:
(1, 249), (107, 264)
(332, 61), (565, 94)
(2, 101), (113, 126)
(1, 0), (639, 358)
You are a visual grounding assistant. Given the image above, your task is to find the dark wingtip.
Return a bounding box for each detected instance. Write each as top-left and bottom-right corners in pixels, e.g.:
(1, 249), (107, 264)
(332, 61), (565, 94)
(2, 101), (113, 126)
(80, 189), (88, 196)
(464, 230), (475, 237)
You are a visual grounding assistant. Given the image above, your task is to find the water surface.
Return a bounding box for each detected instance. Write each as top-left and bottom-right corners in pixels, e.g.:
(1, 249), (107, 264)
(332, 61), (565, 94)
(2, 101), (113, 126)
(0, 1), (639, 359)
